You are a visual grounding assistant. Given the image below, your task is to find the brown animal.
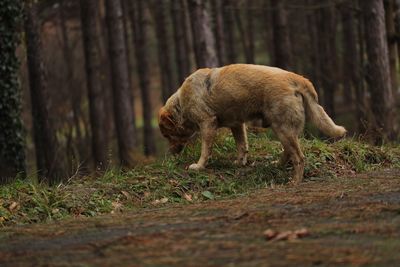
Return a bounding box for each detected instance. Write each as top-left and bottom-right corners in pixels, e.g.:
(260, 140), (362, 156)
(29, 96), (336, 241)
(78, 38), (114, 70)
(159, 64), (346, 184)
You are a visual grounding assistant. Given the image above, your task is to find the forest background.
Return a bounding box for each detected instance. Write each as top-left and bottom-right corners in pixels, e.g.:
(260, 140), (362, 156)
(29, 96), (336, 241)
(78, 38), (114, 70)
(1, 0), (399, 184)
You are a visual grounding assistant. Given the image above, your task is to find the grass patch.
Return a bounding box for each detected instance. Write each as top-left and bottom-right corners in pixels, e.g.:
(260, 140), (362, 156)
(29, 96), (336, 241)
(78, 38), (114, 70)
(1, 130), (400, 227)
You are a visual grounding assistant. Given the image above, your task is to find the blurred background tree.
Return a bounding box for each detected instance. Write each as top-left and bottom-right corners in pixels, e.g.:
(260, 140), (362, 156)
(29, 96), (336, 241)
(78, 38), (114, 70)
(1, 0), (399, 183)
(0, 0), (26, 182)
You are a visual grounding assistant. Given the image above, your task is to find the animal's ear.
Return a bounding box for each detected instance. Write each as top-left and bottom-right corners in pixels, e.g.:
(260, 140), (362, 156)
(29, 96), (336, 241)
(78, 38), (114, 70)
(158, 107), (175, 129)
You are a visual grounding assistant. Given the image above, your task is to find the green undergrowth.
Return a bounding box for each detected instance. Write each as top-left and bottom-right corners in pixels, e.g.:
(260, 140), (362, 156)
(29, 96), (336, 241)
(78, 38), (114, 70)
(1, 130), (400, 227)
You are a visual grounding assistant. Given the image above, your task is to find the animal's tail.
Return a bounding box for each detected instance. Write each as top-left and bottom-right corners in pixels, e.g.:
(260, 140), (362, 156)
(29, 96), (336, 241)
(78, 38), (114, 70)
(297, 77), (347, 138)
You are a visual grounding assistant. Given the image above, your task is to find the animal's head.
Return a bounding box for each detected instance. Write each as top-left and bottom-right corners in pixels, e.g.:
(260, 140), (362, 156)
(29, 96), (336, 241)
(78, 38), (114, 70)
(158, 107), (195, 154)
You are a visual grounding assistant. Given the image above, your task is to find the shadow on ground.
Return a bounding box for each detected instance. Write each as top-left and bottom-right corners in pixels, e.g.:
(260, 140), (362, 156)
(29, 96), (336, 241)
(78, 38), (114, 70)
(1, 169), (400, 266)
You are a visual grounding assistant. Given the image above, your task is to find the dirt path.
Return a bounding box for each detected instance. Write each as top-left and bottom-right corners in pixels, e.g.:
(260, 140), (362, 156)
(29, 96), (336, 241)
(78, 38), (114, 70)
(1, 169), (400, 267)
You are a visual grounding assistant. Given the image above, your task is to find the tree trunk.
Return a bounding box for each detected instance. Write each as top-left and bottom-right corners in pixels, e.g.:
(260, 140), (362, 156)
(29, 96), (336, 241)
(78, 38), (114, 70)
(340, 3), (355, 107)
(317, 6), (337, 118)
(128, 0), (157, 156)
(187, 0), (218, 68)
(357, 7), (368, 134)
(384, 0), (399, 94)
(222, 0), (236, 64)
(362, 0), (397, 142)
(0, 0), (26, 183)
(121, 0), (138, 139)
(396, 1), (400, 78)
(211, 0), (226, 66)
(234, 2), (255, 64)
(149, 0), (176, 103)
(80, 0), (109, 170)
(306, 0), (321, 95)
(262, 0), (274, 65)
(341, 1), (367, 133)
(59, 0), (88, 167)
(171, 0), (192, 84)
(105, 0), (138, 165)
(270, 0), (292, 70)
(246, 4), (255, 64)
(180, 0), (194, 73)
(24, 1), (63, 183)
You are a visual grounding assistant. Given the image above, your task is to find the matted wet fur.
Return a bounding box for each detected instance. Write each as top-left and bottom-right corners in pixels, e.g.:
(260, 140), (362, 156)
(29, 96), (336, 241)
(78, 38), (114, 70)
(159, 64), (346, 184)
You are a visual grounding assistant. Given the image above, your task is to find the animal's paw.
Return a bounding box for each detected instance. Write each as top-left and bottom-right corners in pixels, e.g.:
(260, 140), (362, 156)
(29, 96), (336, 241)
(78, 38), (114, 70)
(188, 163), (205, 171)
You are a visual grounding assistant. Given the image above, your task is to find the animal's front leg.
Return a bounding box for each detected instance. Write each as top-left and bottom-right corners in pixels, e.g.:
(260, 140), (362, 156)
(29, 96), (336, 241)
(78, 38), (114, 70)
(189, 118), (217, 170)
(231, 124), (249, 166)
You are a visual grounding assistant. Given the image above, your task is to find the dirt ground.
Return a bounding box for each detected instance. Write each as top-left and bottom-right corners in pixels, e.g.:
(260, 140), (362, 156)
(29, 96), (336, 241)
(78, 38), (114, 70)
(1, 169), (400, 267)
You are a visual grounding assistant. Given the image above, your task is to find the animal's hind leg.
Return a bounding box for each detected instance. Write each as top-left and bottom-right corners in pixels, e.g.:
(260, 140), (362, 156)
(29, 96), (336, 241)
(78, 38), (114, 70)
(273, 127), (305, 184)
(231, 124), (249, 166)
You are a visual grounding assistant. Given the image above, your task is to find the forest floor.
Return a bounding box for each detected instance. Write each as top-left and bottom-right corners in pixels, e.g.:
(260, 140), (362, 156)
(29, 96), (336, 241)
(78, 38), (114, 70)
(1, 168), (400, 266)
(1, 131), (400, 266)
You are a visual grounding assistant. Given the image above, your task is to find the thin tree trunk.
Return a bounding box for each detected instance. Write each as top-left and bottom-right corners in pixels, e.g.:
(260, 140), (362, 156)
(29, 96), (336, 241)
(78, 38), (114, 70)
(105, 0), (138, 165)
(270, 0), (292, 70)
(384, 0), (399, 94)
(171, 0), (192, 84)
(246, 4), (255, 64)
(357, 9), (368, 134)
(362, 0), (397, 142)
(149, 0), (176, 103)
(306, 0), (321, 95)
(0, 0), (26, 182)
(222, 0), (236, 64)
(396, 1), (400, 77)
(263, 0), (274, 65)
(341, 1), (367, 133)
(59, 1), (87, 165)
(317, 6), (337, 118)
(180, 0), (193, 72)
(188, 0), (218, 68)
(25, 1), (63, 183)
(121, 0), (138, 139)
(80, 0), (109, 170)
(211, 0), (226, 66)
(234, 3), (255, 64)
(340, 3), (354, 106)
(128, 0), (157, 156)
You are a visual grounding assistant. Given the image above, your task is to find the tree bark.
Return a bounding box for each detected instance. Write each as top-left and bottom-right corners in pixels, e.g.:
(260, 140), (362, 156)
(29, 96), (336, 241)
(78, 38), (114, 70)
(105, 0), (138, 165)
(234, 2), (255, 64)
(211, 0), (226, 65)
(357, 6), (368, 134)
(306, 0), (321, 94)
(341, 1), (367, 133)
(262, 0), (274, 65)
(222, 0), (236, 64)
(384, 0), (399, 94)
(149, 0), (176, 103)
(171, 0), (192, 84)
(0, 0), (26, 183)
(24, 1), (63, 183)
(317, 6), (337, 118)
(270, 0), (292, 70)
(128, 0), (157, 156)
(340, 3), (355, 106)
(362, 0), (397, 142)
(121, 0), (138, 139)
(246, 4), (255, 64)
(59, 0), (88, 166)
(80, 0), (109, 170)
(187, 0), (218, 68)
